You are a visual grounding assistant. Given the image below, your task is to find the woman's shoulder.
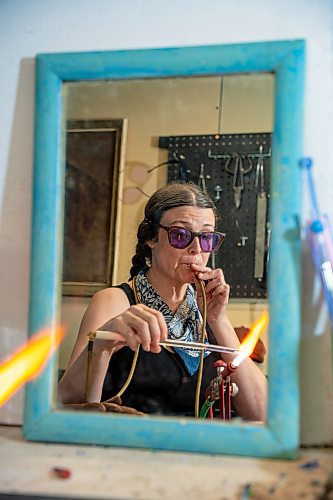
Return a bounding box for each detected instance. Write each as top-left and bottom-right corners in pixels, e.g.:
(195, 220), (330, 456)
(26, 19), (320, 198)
(91, 283), (134, 310)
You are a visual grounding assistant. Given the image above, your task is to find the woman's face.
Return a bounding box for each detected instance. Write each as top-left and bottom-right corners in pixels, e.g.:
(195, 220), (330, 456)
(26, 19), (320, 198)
(148, 205), (216, 284)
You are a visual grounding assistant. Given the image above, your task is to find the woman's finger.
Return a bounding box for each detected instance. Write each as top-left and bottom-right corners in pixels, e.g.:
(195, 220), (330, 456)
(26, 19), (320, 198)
(124, 311), (153, 351)
(110, 315), (144, 351)
(138, 306), (168, 342)
(205, 274), (225, 295)
(127, 305), (164, 352)
(111, 304), (167, 352)
(192, 267), (229, 302)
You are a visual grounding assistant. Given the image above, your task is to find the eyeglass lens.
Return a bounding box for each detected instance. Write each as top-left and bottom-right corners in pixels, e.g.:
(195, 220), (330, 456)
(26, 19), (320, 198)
(168, 227), (222, 252)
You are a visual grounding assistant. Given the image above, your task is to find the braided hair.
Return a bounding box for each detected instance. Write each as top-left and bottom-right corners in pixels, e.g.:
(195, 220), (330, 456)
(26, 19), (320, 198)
(129, 181), (218, 280)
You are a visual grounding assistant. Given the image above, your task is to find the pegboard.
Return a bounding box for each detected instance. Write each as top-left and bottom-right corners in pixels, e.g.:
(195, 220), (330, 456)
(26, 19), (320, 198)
(159, 132), (272, 300)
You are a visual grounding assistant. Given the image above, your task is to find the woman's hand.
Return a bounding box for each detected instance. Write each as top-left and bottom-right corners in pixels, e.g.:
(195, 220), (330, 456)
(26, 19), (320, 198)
(190, 263), (230, 324)
(98, 304), (168, 353)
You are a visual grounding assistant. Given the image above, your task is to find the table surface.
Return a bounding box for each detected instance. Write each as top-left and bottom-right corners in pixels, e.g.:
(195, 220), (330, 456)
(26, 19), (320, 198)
(0, 425), (332, 499)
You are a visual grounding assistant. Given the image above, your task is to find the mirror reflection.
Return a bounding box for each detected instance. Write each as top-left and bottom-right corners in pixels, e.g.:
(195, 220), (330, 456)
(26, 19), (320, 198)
(58, 74), (273, 421)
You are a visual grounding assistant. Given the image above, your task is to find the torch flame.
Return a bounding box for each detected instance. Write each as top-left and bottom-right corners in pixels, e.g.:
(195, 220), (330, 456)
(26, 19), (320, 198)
(0, 326), (65, 407)
(232, 311), (269, 368)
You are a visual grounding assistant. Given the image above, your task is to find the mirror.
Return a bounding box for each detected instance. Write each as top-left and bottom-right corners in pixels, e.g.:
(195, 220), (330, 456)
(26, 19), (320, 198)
(59, 73), (274, 387)
(24, 40), (305, 457)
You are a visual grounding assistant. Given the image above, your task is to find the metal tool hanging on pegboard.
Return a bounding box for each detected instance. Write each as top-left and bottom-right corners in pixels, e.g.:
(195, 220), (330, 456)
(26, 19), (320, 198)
(159, 132), (272, 300)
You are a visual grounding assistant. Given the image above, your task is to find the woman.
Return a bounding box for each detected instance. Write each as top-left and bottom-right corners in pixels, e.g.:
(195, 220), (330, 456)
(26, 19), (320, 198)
(58, 182), (267, 420)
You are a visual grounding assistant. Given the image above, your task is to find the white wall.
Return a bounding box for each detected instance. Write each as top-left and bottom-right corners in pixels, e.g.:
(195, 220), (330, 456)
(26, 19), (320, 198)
(0, 0), (332, 445)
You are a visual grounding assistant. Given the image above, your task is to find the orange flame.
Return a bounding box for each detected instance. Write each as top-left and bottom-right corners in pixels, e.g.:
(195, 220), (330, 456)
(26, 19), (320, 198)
(0, 326), (65, 407)
(233, 311), (269, 367)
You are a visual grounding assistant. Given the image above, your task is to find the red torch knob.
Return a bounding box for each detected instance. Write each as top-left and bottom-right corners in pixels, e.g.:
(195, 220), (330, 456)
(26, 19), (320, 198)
(214, 359), (227, 374)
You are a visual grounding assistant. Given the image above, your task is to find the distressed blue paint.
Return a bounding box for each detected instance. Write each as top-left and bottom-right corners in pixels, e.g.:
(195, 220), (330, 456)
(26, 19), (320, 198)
(267, 46), (305, 451)
(39, 41), (302, 81)
(24, 56), (65, 423)
(24, 40), (305, 458)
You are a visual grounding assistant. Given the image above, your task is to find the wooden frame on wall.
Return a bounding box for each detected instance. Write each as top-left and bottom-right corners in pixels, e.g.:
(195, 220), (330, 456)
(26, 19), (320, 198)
(62, 119), (125, 297)
(24, 40), (305, 458)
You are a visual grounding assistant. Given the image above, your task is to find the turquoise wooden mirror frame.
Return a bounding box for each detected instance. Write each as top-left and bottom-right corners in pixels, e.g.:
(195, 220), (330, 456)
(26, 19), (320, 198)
(24, 40), (305, 458)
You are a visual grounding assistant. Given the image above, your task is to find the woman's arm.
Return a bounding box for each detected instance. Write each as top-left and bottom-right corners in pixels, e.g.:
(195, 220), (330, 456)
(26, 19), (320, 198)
(58, 287), (131, 404)
(209, 316), (267, 422)
(58, 286), (168, 404)
(191, 263), (267, 422)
